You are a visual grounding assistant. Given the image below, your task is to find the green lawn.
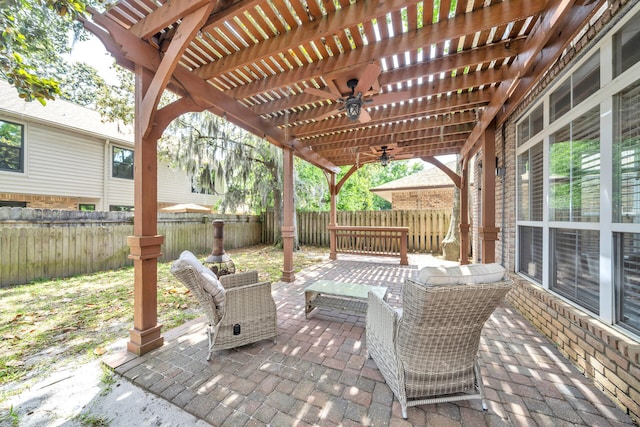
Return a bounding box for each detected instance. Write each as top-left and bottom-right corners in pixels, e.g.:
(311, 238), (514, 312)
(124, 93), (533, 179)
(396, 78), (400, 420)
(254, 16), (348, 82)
(0, 245), (327, 399)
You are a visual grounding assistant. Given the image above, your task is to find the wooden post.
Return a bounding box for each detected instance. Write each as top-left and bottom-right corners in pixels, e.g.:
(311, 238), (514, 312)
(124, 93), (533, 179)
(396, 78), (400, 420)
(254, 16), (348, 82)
(479, 120), (500, 264)
(127, 64), (164, 356)
(399, 229), (408, 265)
(328, 172), (337, 260)
(459, 157), (470, 265)
(281, 147), (295, 282)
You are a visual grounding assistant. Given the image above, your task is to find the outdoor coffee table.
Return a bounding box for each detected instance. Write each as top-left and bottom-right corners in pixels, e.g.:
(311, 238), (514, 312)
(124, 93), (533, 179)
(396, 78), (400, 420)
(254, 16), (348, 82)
(304, 280), (388, 318)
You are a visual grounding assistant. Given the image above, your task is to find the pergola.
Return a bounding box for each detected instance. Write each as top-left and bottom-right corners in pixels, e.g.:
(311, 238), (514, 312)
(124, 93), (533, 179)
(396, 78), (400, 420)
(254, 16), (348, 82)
(80, 0), (605, 355)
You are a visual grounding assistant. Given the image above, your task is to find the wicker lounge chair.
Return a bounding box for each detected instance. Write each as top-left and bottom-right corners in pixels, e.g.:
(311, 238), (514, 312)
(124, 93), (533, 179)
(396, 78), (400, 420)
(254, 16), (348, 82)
(171, 250), (277, 361)
(366, 263), (512, 418)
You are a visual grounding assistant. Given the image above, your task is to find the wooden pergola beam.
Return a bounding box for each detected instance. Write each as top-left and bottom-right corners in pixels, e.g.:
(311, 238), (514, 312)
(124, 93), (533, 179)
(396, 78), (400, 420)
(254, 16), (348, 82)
(461, 0), (580, 158)
(129, 0), (211, 40)
(496, 0), (607, 125)
(140, 3), (215, 138)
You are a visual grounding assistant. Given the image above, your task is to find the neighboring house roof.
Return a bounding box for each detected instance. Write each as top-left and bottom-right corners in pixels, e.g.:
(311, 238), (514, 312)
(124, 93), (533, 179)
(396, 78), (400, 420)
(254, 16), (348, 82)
(370, 161), (457, 202)
(0, 79), (133, 145)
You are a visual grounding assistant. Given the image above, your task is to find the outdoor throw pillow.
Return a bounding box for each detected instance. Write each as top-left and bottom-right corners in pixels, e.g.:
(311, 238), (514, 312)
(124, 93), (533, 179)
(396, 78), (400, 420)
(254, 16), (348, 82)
(417, 266), (462, 285)
(417, 263), (506, 286)
(174, 250), (226, 317)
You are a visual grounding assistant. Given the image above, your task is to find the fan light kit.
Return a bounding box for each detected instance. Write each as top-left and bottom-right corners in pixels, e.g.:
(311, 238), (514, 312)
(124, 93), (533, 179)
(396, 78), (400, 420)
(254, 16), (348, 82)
(345, 79), (362, 121)
(379, 146), (390, 167)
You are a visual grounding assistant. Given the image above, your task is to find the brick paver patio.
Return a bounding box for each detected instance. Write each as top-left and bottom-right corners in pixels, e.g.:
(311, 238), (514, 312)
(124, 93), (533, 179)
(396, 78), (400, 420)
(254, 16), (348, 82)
(105, 255), (635, 426)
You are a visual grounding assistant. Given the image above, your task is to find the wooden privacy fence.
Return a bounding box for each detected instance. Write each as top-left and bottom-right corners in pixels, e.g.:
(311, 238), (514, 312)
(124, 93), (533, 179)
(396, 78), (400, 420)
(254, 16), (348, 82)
(263, 210), (450, 253)
(1, 208), (450, 287)
(0, 208), (261, 287)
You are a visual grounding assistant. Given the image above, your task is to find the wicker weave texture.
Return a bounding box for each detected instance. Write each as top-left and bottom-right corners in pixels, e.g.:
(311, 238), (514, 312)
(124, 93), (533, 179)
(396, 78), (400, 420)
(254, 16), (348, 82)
(171, 262), (277, 358)
(367, 276), (512, 417)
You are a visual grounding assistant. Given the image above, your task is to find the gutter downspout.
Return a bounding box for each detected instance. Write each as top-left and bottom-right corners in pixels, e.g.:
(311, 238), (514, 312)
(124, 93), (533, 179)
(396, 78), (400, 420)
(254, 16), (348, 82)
(501, 125), (506, 266)
(104, 140), (110, 211)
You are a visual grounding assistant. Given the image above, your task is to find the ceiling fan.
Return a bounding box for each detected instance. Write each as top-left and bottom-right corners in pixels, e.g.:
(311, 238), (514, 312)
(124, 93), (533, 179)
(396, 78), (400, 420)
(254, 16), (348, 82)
(360, 144), (415, 166)
(304, 63), (409, 124)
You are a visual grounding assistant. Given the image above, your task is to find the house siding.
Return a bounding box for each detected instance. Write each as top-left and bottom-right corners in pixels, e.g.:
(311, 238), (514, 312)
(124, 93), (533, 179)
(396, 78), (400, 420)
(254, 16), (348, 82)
(0, 83), (220, 211)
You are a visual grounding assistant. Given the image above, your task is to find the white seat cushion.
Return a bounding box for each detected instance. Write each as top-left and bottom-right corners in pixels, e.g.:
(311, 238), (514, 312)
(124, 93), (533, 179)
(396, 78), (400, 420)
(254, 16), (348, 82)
(417, 263), (505, 286)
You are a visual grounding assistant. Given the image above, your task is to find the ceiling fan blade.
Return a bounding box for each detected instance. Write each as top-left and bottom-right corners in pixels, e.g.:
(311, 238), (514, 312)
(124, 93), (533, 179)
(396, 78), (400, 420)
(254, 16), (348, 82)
(305, 86), (337, 100)
(313, 107), (344, 122)
(355, 63), (382, 95)
(358, 108), (372, 123)
(368, 90), (411, 107)
(326, 80), (342, 97)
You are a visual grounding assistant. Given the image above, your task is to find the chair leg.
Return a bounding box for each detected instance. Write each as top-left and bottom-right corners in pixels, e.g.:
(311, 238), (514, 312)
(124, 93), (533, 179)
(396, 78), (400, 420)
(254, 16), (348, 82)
(206, 325), (214, 362)
(474, 361), (488, 411)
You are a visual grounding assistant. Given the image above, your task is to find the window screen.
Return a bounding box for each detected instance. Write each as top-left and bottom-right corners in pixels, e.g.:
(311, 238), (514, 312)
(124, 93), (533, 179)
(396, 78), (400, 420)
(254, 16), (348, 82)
(112, 147), (134, 179)
(518, 226), (543, 283)
(550, 228), (600, 314)
(614, 79), (640, 223)
(615, 232), (640, 335)
(614, 10), (640, 77)
(517, 142), (543, 221)
(0, 119), (24, 172)
(549, 107), (600, 222)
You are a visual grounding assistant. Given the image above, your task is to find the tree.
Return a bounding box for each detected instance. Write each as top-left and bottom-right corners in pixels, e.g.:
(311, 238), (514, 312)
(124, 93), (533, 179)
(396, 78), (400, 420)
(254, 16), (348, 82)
(160, 112), (291, 246)
(1, 0), (88, 104)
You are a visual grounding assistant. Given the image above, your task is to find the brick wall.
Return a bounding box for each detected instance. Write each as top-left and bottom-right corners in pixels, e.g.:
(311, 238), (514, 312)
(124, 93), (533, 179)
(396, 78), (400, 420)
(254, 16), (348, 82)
(507, 276), (640, 424)
(0, 192), (78, 210)
(392, 187), (453, 210)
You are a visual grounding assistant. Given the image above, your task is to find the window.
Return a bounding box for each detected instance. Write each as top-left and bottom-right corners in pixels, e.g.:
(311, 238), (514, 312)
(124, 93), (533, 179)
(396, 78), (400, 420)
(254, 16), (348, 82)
(0, 119), (24, 172)
(0, 201), (27, 207)
(109, 205), (133, 212)
(79, 204), (95, 211)
(112, 147), (134, 179)
(550, 228), (600, 314)
(518, 226), (543, 283)
(549, 52), (600, 123)
(613, 10), (640, 77)
(517, 105), (543, 147)
(549, 107), (600, 222)
(572, 52), (600, 107)
(615, 233), (640, 335)
(515, 6), (640, 338)
(517, 142), (544, 221)
(613, 80), (640, 223)
(550, 79), (571, 123)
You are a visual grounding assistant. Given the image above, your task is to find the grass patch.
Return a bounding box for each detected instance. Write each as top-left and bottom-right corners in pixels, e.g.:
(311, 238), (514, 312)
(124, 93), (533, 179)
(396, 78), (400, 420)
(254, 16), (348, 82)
(0, 244), (327, 398)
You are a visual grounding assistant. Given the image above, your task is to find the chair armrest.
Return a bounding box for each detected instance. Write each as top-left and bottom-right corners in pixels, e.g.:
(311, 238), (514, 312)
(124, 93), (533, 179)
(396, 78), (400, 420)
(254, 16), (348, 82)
(366, 291), (405, 402)
(220, 271), (259, 289)
(367, 291), (400, 350)
(222, 280), (275, 320)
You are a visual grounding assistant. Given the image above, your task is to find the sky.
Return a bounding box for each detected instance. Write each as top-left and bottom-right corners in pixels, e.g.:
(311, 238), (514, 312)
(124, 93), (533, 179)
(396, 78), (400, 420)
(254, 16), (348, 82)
(67, 34), (119, 84)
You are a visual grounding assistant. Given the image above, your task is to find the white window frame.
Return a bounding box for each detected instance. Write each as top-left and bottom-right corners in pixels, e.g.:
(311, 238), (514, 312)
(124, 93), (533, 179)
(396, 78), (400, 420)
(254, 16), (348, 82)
(515, 1), (640, 339)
